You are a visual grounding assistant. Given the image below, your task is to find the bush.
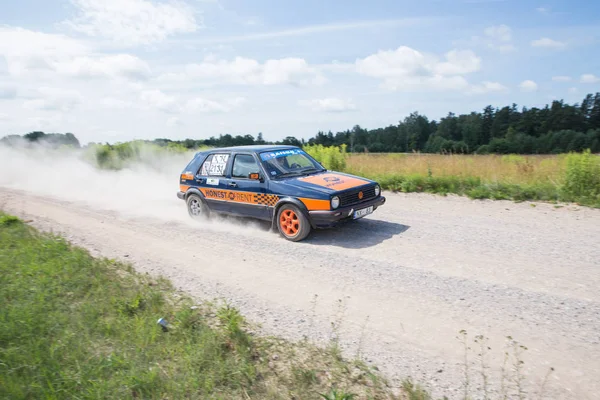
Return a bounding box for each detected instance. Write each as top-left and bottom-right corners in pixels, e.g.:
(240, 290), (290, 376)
(561, 149), (600, 202)
(475, 145), (490, 155)
(82, 141), (200, 171)
(303, 144), (348, 171)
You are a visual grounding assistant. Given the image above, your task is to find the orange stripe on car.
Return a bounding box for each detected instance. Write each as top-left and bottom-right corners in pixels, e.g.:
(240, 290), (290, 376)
(198, 188), (279, 206)
(187, 187), (328, 210)
(299, 198), (330, 211)
(298, 173), (369, 191)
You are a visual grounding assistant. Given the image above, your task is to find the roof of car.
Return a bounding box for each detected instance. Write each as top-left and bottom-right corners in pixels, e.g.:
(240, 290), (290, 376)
(197, 144), (300, 154)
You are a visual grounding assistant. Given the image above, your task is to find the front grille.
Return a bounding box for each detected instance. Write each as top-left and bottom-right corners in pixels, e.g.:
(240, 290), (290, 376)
(339, 185), (377, 207)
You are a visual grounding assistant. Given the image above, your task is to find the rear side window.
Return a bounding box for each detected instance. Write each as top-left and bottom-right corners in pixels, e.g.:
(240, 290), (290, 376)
(199, 153), (229, 176)
(232, 154), (260, 178)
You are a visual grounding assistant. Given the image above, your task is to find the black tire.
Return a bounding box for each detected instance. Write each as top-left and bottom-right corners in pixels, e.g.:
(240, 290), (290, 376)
(276, 204), (311, 242)
(186, 194), (209, 220)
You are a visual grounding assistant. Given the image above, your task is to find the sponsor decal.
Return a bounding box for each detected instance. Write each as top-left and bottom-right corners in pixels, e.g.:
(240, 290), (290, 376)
(206, 178), (219, 186)
(323, 176), (341, 183)
(259, 149), (304, 161)
(298, 173), (369, 190)
(201, 188), (270, 205)
(204, 189), (228, 199)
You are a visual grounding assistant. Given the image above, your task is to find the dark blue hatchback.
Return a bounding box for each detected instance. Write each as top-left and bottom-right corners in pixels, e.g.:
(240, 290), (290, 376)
(177, 145), (386, 241)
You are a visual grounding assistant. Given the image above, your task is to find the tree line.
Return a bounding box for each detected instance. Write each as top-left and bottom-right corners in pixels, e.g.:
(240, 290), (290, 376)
(2, 93), (600, 154)
(307, 92), (600, 154)
(0, 131), (81, 148)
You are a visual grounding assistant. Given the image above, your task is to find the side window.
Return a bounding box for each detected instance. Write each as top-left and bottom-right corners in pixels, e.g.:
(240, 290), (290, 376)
(232, 154), (259, 178)
(199, 153), (229, 176)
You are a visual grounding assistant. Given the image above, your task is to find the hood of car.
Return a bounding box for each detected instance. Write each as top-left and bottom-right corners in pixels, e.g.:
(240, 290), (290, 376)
(277, 171), (373, 195)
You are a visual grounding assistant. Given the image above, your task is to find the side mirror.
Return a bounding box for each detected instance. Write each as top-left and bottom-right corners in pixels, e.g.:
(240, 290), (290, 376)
(249, 172), (261, 180)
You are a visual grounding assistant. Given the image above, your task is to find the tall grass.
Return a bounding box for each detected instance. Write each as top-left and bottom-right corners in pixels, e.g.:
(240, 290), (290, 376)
(345, 153), (564, 186)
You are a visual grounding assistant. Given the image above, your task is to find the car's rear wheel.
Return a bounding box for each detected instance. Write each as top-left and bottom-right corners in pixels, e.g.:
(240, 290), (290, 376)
(276, 204), (311, 242)
(186, 194), (209, 220)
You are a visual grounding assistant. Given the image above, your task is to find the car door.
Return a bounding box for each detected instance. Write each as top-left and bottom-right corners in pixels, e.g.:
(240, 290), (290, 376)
(194, 151), (233, 212)
(221, 152), (270, 220)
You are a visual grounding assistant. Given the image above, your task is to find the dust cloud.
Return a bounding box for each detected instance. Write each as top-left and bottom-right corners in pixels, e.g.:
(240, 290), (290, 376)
(0, 144), (271, 236)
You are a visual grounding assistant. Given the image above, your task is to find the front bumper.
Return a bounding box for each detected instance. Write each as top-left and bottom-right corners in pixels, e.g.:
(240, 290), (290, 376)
(177, 191), (185, 200)
(308, 195), (386, 228)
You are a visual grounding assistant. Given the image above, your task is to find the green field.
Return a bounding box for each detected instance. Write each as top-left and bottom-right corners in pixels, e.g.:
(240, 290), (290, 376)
(0, 213), (404, 400)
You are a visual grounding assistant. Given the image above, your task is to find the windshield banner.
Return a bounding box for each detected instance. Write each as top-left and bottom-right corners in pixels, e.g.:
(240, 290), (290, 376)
(260, 149), (304, 161)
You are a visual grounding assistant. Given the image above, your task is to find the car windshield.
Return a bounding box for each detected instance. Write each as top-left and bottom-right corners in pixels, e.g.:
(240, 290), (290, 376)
(259, 149), (325, 178)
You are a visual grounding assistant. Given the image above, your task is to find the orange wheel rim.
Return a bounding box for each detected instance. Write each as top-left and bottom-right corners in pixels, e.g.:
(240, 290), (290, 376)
(279, 210), (300, 237)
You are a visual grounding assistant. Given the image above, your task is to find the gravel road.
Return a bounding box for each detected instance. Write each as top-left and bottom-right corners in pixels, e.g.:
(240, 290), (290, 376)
(1, 187), (599, 400)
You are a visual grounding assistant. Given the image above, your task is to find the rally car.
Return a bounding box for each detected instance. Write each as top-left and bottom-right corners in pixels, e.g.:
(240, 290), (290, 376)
(177, 145), (386, 241)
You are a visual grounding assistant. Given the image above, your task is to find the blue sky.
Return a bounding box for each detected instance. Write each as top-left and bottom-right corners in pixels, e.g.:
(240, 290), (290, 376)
(0, 0), (599, 144)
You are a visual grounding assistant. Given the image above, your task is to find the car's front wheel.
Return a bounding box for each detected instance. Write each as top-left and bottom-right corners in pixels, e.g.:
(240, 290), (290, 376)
(186, 194), (209, 220)
(276, 204), (311, 242)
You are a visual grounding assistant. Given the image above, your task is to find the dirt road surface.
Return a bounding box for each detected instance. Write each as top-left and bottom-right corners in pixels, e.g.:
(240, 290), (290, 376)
(1, 187), (599, 399)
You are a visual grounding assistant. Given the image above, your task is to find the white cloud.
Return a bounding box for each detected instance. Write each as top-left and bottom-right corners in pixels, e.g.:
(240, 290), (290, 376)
(23, 87), (83, 111)
(0, 27), (86, 75)
(185, 96), (245, 113)
(568, 87), (578, 94)
(484, 24), (512, 42)
(56, 54), (151, 79)
(65, 0), (198, 45)
(137, 89), (245, 114)
(552, 76), (571, 82)
(536, 7), (549, 14)
(468, 81), (509, 95)
(139, 89), (178, 113)
(0, 85), (17, 99)
(434, 50), (482, 75)
(0, 27), (86, 57)
(531, 37), (566, 49)
(101, 97), (135, 109)
(0, 27), (149, 80)
(479, 24), (516, 53)
(356, 46), (428, 78)
(580, 74), (600, 83)
(166, 116), (183, 127)
(300, 98), (357, 112)
(519, 80), (538, 92)
(164, 55), (325, 86)
(355, 46), (480, 91)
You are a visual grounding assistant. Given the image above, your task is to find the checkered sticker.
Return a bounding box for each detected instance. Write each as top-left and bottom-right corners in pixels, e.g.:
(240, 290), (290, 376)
(253, 193), (279, 206)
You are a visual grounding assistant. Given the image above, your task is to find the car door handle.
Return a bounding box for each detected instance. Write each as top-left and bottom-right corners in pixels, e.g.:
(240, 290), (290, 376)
(228, 182), (238, 188)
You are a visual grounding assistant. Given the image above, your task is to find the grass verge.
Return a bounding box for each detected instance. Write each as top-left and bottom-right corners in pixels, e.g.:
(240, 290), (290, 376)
(0, 212), (398, 399)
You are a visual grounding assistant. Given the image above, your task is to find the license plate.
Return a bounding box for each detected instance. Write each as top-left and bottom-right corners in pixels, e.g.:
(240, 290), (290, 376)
(353, 206), (373, 219)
